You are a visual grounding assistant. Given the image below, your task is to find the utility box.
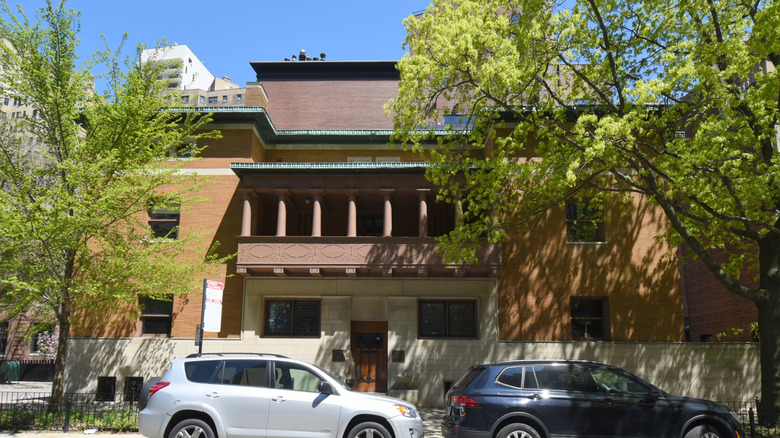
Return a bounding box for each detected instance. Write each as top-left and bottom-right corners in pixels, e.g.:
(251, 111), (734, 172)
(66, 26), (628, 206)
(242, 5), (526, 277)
(0, 360), (20, 382)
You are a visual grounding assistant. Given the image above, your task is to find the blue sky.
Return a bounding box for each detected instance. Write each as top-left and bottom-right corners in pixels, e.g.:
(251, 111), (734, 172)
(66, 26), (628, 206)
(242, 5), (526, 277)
(15, 0), (429, 85)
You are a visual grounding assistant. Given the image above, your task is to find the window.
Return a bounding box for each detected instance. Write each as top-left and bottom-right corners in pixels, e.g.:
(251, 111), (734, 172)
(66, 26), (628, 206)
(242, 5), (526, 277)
(525, 365), (597, 392)
(565, 201), (605, 242)
(264, 299), (321, 337)
(148, 204), (180, 239)
(199, 96), (205, 104)
(222, 95), (228, 103)
(220, 360), (268, 387)
(588, 366), (651, 395)
(419, 300), (477, 338)
(181, 95), (190, 103)
(185, 360), (221, 383)
(30, 324), (54, 354)
(208, 96), (218, 104)
(124, 376), (144, 402)
(140, 297), (173, 336)
(96, 376), (116, 401)
(236, 94), (242, 101)
(273, 362), (323, 392)
(0, 322), (7, 356)
(571, 297), (610, 340)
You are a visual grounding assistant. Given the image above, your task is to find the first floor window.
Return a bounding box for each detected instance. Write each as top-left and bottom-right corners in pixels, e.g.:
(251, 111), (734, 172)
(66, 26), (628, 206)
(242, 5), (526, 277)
(419, 299), (478, 338)
(0, 322), (8, 356)
(141, 297), (173, 336)
(571, 297), (610, 340)
(30, 324), (54, 354)
(264, 299), (320, 337)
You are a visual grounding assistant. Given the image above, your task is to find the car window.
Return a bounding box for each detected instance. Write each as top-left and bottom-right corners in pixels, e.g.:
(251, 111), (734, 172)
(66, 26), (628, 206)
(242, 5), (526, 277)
(496, 366), (524, 389)
(525, 365), (595, 392)
(220, 360), (269, 387)
(274, 362), (323, 392)
(588, 367), (651, 395)
(185, 360), (221, 383)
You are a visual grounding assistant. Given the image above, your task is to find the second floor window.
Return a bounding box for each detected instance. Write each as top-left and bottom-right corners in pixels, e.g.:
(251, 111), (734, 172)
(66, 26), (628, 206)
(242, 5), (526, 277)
(566, 201), (605, 243)
(208, 96), (218, 104)
(148, 204), (180, 239)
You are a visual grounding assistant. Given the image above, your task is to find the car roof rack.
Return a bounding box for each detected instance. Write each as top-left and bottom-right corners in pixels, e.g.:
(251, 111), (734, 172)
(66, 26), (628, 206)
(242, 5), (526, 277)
(186, 352), (289, 358)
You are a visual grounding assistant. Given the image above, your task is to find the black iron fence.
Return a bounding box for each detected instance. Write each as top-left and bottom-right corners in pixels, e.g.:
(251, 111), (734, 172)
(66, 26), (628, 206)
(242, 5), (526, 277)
(718, 401), (778, 438)
(0, 391), (138, 432)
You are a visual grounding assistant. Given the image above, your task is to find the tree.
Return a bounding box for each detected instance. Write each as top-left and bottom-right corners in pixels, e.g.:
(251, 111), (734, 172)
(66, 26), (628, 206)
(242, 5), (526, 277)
(389, 0), (780, 424)
(0, 0), (226, 406)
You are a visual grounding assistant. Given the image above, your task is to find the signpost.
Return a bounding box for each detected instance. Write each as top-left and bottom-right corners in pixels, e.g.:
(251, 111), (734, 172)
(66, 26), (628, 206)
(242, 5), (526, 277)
(197, 279), (223, 355)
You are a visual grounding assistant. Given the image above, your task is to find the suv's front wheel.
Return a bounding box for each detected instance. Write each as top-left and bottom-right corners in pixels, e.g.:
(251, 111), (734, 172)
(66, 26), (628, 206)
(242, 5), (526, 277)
(168, 418), (215, 438)
(496, 423), (542, 438)
(348, 421), (392, 438)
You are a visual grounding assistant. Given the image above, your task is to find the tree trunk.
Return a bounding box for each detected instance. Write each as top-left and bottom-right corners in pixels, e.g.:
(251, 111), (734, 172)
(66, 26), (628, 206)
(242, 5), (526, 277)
(50, 315), (69, 408)
(757, 295), (780, 426)
(757, 235), (780, 426)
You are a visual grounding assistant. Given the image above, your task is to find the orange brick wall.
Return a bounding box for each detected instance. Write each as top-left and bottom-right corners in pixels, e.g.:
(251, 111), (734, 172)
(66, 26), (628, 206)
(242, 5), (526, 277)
(498, 194), (686, 342)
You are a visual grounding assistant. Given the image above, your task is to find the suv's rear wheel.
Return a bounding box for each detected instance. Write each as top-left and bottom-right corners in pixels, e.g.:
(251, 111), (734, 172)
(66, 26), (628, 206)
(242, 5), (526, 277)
(348, 421), (391, 438)
(168, 418), (215, 438)
(497, 423), (541, 438)
(684, 425), (722, 438)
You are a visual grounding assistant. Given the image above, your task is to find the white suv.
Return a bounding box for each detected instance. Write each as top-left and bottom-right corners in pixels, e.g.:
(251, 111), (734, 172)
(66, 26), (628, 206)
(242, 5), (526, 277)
(138, 353), (424, 438)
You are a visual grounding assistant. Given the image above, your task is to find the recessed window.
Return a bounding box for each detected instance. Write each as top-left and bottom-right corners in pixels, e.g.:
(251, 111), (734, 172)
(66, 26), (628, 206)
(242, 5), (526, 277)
(222, 95), (228, 102)
(0, 322), (8, 356)
(236, 94), (242, 101)
(264, 299), (321, 337)
(124, 376), (144, 402)
(208, 96), (218, 104)
(96, 376), (116, 401)
(571, 297), (610, 340)
(140, 297), (173, 336)
(148, 204), (180, 239)
(565, 201), (605, 243)
(419, 300), (477, 338)
(30, 324), (54, 355)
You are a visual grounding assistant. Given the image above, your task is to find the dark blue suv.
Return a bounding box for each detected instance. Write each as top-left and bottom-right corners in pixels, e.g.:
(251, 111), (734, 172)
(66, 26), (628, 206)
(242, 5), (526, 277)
(442, 360), (744, 438)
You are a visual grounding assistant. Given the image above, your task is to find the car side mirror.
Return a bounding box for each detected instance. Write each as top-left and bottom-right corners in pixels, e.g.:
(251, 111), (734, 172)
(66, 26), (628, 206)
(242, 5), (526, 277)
(644, 389), (661, 403)
(318, 381), (334, 394)
(345, 378), (356, 389)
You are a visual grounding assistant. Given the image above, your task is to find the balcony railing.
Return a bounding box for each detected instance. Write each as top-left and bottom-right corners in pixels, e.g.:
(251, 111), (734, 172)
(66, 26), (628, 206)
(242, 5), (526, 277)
(236, 236), (501, 278)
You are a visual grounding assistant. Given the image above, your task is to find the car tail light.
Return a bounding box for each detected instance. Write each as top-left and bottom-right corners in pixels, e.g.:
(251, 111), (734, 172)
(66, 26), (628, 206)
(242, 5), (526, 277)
(451, 395), (479, 408)
(148, 381), (170, 398)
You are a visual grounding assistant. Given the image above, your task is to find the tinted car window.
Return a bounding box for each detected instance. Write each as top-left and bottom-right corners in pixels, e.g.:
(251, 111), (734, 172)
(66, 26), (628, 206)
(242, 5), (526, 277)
(526, 365), (594, 392)
(588, 367), (651, 395)
(221, 360), (269, 387)
(496, 366), (524, 388)
(185, 360), (221, 383)
(452, 367), (485, 391)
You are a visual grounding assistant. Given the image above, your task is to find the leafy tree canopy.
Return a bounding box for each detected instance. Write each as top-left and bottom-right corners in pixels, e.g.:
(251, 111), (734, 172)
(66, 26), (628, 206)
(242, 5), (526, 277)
(0, 0), (228, 404)
(389, 0), (780, 423)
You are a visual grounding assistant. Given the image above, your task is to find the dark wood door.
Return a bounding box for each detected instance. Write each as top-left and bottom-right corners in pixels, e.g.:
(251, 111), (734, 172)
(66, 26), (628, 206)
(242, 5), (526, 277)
(350, 321), (388, 392)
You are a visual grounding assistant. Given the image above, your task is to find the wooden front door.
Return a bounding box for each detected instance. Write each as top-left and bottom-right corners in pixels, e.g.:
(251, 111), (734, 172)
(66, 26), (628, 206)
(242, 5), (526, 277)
(350, 321), (388, 393)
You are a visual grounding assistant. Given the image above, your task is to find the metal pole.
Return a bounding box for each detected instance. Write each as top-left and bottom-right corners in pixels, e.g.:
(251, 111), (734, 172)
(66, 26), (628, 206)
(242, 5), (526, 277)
(198, 279), (207, 355)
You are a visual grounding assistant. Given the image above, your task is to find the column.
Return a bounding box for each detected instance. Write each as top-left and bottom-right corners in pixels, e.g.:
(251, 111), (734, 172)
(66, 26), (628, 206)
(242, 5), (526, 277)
(382, 190), (393, 237)
(418, 190), (429, 237)
(240, 191), (252, 237)
(347, 193), (357, 237)
(312, 193), (323, 237)
(276, 193), (287, 237)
